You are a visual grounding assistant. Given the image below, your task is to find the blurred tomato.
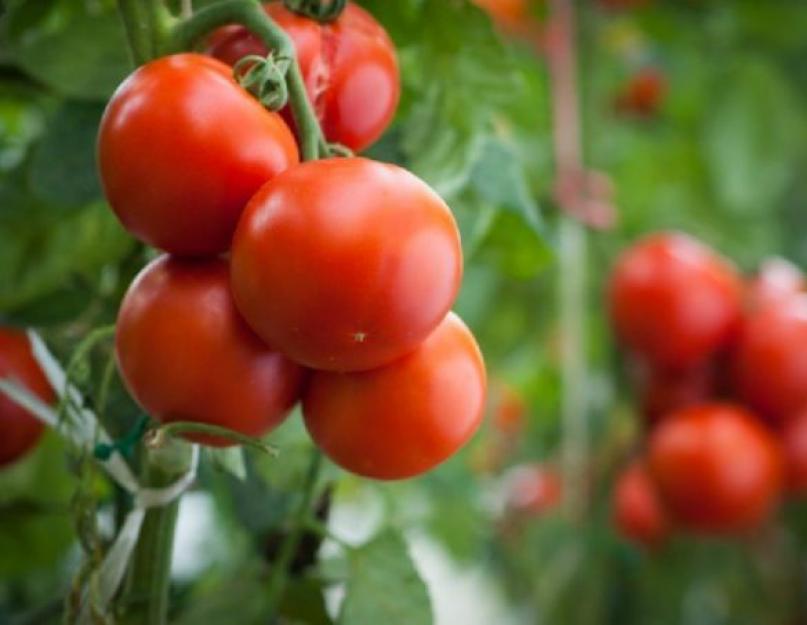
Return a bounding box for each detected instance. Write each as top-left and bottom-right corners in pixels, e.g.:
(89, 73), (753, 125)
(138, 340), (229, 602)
(504, 463), (562, 515)
(609, 232), (742, 372)
(473, 0), (528, 27)
(732, 294), (807, 422)
(612, 460), (669, 547)
(492, 382), (527, 436)
(0, 329), (52, 467)
(648, 404), (783, 533)
(633, 361), (714, 424)
(746, 257), (804, 312)
(780, 409), (807, 494)
(615, 67), (667, 117)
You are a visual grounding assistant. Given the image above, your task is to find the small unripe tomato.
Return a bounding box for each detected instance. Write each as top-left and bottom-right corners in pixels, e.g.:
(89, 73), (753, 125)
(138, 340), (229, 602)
(302, 313), (486, 480)
(732, 294), (807, 422)
(608, 232), (742, 372)
(504, 463), (562, 515)
(231, 157), (462, 372)
(207, 2), (399, 152)
(745, 257), (804, 312)
(116, 256), (304, 446)
(615, 68), (667, 117)
(781, 410), (807, 495)
(98, 53), (298, 256)
(612, 460), (669, 548)
(648, 404), (783, 533)
(0, 329), (52, 467)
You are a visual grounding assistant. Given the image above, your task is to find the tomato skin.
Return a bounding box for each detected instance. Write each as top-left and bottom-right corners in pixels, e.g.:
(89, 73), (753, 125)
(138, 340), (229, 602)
(634, 362), (713, 424)
(207, 2), (399, 152)
(609, 232), (742, 372)
(745, 257), (804, 312)
(116, 256), (304, 446)
(781, 410), (807, 494)
(732, 295), (807, 422)
(231, 157), (462, 372)
(504, 463), (562, 515)
(648, 404), (783, 533)
(98, 53), (299, 256)
(612, 460), (669, 547)
(0, 329), (52, 467)
(302, 313), (486, 480)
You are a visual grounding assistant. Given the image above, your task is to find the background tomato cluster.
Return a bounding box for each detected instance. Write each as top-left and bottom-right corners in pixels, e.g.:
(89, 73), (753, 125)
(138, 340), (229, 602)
(2, 1), (807, 624)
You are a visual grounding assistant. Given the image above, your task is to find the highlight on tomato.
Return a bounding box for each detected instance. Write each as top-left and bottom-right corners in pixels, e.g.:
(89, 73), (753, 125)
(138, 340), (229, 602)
(745, 257), (804, 312)
(0, 328), (53, 467)
(115, 255), (304, 446)
(231, 157), (463, 373)
(206, 1), (399, 152)
(648, 403), (783, 533)
(612, 459), (669, 548)
(98, 53), (299, 256)
(302, 313), (487, 480)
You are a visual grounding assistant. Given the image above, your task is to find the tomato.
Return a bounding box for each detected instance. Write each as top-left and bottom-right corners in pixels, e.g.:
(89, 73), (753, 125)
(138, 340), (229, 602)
(98, 53), (298, 256)
(116, 256), (304, 446)
(206, 2), (399, 152)
(633, 361), (714, 424)
(492, 381), (526, 436)
(473, 0), (528, 27)
(648, 404), (782, 533)
(746, 257), (804, 312)
(302, 313), (486, 480)
(781, 409), (807, 494)
(504, 463), (562, 515)
(732, 295), (807, 422)
(612, 460), (669, 547)
(0, 329), (52, 467)
(231, 157), (462, 372)
(608, 232), (742, 372)
(615, 68), (667, 117)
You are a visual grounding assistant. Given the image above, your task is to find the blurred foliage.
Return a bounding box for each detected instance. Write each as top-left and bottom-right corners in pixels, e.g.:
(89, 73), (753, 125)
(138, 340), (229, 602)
(0, 0), (807, 624)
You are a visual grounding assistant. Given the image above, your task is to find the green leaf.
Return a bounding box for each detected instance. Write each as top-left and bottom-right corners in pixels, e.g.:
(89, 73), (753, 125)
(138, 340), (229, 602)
(339, 528), (432, 625)
(2, 0), (131, 101)
(28, 100), (104, 206)
(208, 447), (247, 481)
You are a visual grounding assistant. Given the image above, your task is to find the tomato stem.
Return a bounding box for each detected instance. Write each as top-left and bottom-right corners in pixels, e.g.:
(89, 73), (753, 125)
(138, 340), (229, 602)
(147, 421), (278, 456)
(265, 448), (323, 615)
(166, 0), (326, 160)
(116, 0), (175, 65)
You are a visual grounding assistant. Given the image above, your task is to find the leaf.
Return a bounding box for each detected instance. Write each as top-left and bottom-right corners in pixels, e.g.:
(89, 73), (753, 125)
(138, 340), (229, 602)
(2, 0), (131, 101)
(28, 100), (104, 206)
(338, 528), (432, 625)
(208, 447), (247, 481)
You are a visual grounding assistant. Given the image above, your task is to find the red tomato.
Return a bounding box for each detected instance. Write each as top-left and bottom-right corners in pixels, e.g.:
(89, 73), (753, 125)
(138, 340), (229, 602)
(612, 460), (669, 547)
(634, 362), (714, 424)
(98, 53), (298, 256)
(504, 463), (562, 515)
(648, 404), (783, 533)
(732, 295), (807, 422)
(231, 157), (462, 372)
(746, 257), (804, 312)
(0, 329), (52, 467)
(781, 409), (807, 494)
(615, 68), (667, 117)
(473, 0), (528, 27)
(608, 232), (742, 372)
(302, 313), (486, 480)
(206, 2), (399, 152)
(116, 256), (304, 446)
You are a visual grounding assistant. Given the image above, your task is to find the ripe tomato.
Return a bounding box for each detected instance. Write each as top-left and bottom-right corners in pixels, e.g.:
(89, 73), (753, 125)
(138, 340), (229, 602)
(608, 232), (742, 372)
(732, 295), (807, 422)
(504, 463), (562, 515)
(612, 460), (669, 547)
(98, 53), (298, 256)
(615, 68), (667, 117)
(648, 404), (782, 533)
(745, 257), (803, 312)
(116, 256), (304, 446)
(206, 2), (399, 152)
(0, 329), (52, 467)
(231, 157), (462, 372)
(302, 313), (486, 480)
(633, 361), (714, 424)
(781, 410), (807, 494)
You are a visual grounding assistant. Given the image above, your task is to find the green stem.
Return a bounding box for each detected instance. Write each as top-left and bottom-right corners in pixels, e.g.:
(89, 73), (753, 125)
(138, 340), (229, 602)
(265, 449), (323, 614)
(148, 421), (278, 456)
(116, 0), (153, 65)
(120, 461), (181, 625)
(166, 0), (325, 160)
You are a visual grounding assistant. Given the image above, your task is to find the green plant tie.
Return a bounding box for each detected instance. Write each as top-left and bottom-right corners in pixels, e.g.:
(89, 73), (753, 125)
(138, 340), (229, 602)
(93, 415), (150, 461)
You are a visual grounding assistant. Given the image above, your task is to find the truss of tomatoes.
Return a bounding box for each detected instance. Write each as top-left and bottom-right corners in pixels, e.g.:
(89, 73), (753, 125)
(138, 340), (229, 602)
(78, 2), (487, 482)
(608, 232), (807, 547)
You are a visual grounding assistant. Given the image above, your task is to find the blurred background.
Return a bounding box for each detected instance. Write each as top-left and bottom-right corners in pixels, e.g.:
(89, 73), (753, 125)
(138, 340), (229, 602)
(2, 1), (807, 624)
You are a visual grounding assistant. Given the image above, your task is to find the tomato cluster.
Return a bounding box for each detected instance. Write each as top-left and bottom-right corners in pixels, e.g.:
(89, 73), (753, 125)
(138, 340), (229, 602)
(98, 2), (486, 480)
(608, 232), (807, 546)
(0, 328), (53, 466)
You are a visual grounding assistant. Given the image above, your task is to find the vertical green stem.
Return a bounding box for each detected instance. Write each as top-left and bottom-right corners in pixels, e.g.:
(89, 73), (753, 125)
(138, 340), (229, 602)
(116, 0), (155, 65)
(265, 449), (323, 615)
